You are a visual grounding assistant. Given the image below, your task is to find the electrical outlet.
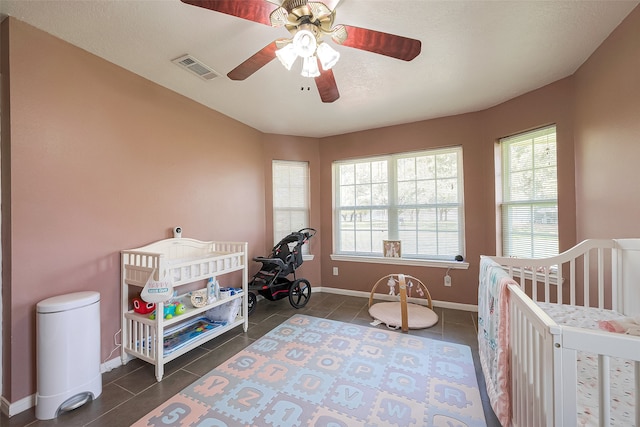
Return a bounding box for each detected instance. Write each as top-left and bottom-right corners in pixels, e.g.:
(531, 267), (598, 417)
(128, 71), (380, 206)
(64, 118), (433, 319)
(333, 267), (339, 276)
(444, 274), (452, 287)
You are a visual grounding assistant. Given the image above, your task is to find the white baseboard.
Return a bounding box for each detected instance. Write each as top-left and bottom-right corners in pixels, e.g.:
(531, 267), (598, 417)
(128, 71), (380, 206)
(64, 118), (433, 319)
(101, 355), (126, 374)
(315, 286), (478, 312)
(0, 357), (130, 418)
(1, 393), (34, 417)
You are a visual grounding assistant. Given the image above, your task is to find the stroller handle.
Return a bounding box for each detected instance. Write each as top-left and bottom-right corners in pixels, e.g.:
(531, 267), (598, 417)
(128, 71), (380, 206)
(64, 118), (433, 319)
(298, 228), (317, 240)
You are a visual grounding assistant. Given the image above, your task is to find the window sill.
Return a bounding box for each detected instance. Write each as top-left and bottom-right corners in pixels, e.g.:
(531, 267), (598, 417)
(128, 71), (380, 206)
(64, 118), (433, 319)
(329, 254), (469, 270)
(302, 254), (314, 262)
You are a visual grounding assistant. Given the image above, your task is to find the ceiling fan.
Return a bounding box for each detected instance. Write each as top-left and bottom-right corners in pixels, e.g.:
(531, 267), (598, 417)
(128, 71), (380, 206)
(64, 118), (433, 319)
(180, 0), (421, 103)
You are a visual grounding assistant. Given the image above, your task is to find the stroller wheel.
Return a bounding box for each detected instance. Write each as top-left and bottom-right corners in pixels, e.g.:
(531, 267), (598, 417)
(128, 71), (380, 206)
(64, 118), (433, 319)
(289, 279), (311, 309)
(247, 292), (257, 315)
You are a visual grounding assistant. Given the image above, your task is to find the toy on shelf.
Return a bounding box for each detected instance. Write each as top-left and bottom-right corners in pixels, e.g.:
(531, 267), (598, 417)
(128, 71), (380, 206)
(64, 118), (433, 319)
(207, 277), (220, 302)
(190, 290), (208, 308)
(149, 301), (186, 320)
(133, 297), (156, 315)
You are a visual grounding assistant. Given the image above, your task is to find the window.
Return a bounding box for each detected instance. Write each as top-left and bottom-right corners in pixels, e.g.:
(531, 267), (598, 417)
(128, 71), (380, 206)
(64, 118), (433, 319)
(333, 147), (464, 260)
(272, 160), (310, 254)
(499, 126), (558, 258)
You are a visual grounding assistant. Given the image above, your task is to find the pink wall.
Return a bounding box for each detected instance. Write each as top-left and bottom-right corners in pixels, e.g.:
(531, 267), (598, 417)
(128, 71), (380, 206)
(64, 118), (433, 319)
(2, 2), (639, 409)
(573, 5), (640, 239)
(2, 18), (268, 402)
(1, 16), (12, 408)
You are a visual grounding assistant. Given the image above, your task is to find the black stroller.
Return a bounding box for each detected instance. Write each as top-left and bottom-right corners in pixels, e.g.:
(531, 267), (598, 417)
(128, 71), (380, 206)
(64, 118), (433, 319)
(247, 228), (316, 315)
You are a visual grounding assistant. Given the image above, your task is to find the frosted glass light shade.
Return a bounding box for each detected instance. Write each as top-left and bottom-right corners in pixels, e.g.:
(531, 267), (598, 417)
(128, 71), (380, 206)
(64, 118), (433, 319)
(316, 42), (340, 70)
(275, 43), (297, 70)
(301, 56), (320, 78)
(293, 29), (317, 58)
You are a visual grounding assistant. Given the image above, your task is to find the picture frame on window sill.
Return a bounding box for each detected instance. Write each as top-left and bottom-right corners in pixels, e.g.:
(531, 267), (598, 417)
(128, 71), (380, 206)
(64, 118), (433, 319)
(383, 240), (402, 258)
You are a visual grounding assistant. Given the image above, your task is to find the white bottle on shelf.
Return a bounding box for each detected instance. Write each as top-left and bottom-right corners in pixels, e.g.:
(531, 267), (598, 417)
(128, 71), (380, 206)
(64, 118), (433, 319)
(207, 278), (220, 303)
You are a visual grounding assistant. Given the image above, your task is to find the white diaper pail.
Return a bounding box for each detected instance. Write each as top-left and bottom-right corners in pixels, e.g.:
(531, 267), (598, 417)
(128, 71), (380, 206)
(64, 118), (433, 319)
(36, 291), (102, 420)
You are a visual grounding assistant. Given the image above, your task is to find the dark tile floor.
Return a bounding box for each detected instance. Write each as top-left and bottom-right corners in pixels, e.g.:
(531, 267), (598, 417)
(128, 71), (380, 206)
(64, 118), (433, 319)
(2, 292), (501, 427)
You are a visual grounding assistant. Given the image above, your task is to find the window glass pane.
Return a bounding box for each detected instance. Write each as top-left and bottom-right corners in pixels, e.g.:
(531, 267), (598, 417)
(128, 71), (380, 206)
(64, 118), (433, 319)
(535, 166), (557, 199)
(397, 181), (416, 205)
(437, 178), (458, 203)
(372, 209), (388, 232)
(355, 230), (372, 252)
(340, 164), (355, 185)
(355, 184), (371, 206)
(355, 163), (371, 183)
(372, 161), (387, 183)
(399, 209), (417, 230)
(416, 156), (435, 180)
(399, 230), (417, 253)
(436, 152), (457, 178)
(417, 231), (437, 254)
(397, 157), (416, 181)
(371, 183), (388, 205)
(509, 170), (533, 201)
(417, 180), (435, 204)
(340, 185), (354, 207)
(356, 210), (371, 229)
(333, 148), (464, 259)
(340, 230), (355, 252)
(340, 210), (356, 229)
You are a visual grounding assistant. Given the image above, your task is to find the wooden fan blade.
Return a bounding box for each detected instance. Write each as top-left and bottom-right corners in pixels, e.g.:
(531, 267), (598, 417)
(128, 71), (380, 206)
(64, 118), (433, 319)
(227, 42), (278, 80)
(340, 25), (421, 61)
(315, 69), (340, 103)
(180, 0), (277, 26)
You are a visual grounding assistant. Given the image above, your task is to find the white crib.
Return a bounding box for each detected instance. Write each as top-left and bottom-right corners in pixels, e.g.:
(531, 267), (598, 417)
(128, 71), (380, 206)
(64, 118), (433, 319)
(481, 239), (640, 427)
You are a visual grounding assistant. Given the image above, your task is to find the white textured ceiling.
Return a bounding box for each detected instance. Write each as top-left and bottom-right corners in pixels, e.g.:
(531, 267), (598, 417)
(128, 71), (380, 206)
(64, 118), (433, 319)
(1, 0), (638, 137)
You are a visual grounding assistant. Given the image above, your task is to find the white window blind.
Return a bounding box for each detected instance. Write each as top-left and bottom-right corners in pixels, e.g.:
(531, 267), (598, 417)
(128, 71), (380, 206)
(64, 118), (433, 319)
(333, 147), (465, 260)
(273, 160), (310, 253)
(500, 126), (558, 258)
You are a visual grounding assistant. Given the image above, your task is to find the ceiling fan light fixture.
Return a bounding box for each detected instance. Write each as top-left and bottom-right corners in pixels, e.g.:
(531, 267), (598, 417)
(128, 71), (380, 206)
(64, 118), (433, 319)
(292, 29), (317, 58)
(316, 42), (340, 70)
(301, 56), (320, 78)
(275, 43), (298, 70)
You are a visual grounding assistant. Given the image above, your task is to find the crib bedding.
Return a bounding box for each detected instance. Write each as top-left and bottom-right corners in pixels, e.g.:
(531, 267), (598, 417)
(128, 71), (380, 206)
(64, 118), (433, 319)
(477, 257), (513, 426)
(538, 303), (636, 427)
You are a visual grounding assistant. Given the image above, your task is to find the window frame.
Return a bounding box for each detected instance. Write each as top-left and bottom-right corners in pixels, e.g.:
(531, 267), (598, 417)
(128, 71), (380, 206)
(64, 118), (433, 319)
(498, 125), (559, 258)
(272, 160), (312, 257)
(331, 147), (466, 264)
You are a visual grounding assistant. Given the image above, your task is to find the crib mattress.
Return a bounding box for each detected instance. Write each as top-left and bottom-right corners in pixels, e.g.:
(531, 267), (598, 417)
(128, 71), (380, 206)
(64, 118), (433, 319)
(538, 303), (636, 427)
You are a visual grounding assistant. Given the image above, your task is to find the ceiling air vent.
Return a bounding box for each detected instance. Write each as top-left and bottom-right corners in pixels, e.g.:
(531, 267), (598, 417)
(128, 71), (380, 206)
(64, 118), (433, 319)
(172, 54), (219, 81)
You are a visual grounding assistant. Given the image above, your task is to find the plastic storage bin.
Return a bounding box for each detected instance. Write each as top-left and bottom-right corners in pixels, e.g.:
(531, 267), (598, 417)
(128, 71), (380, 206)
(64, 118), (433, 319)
(36, 291), (102, 420)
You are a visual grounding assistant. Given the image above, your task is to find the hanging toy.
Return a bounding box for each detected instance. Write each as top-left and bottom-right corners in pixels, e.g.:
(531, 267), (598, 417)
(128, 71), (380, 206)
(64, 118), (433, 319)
(387, 276), (398, 296)
(406, 280), (414, 297)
